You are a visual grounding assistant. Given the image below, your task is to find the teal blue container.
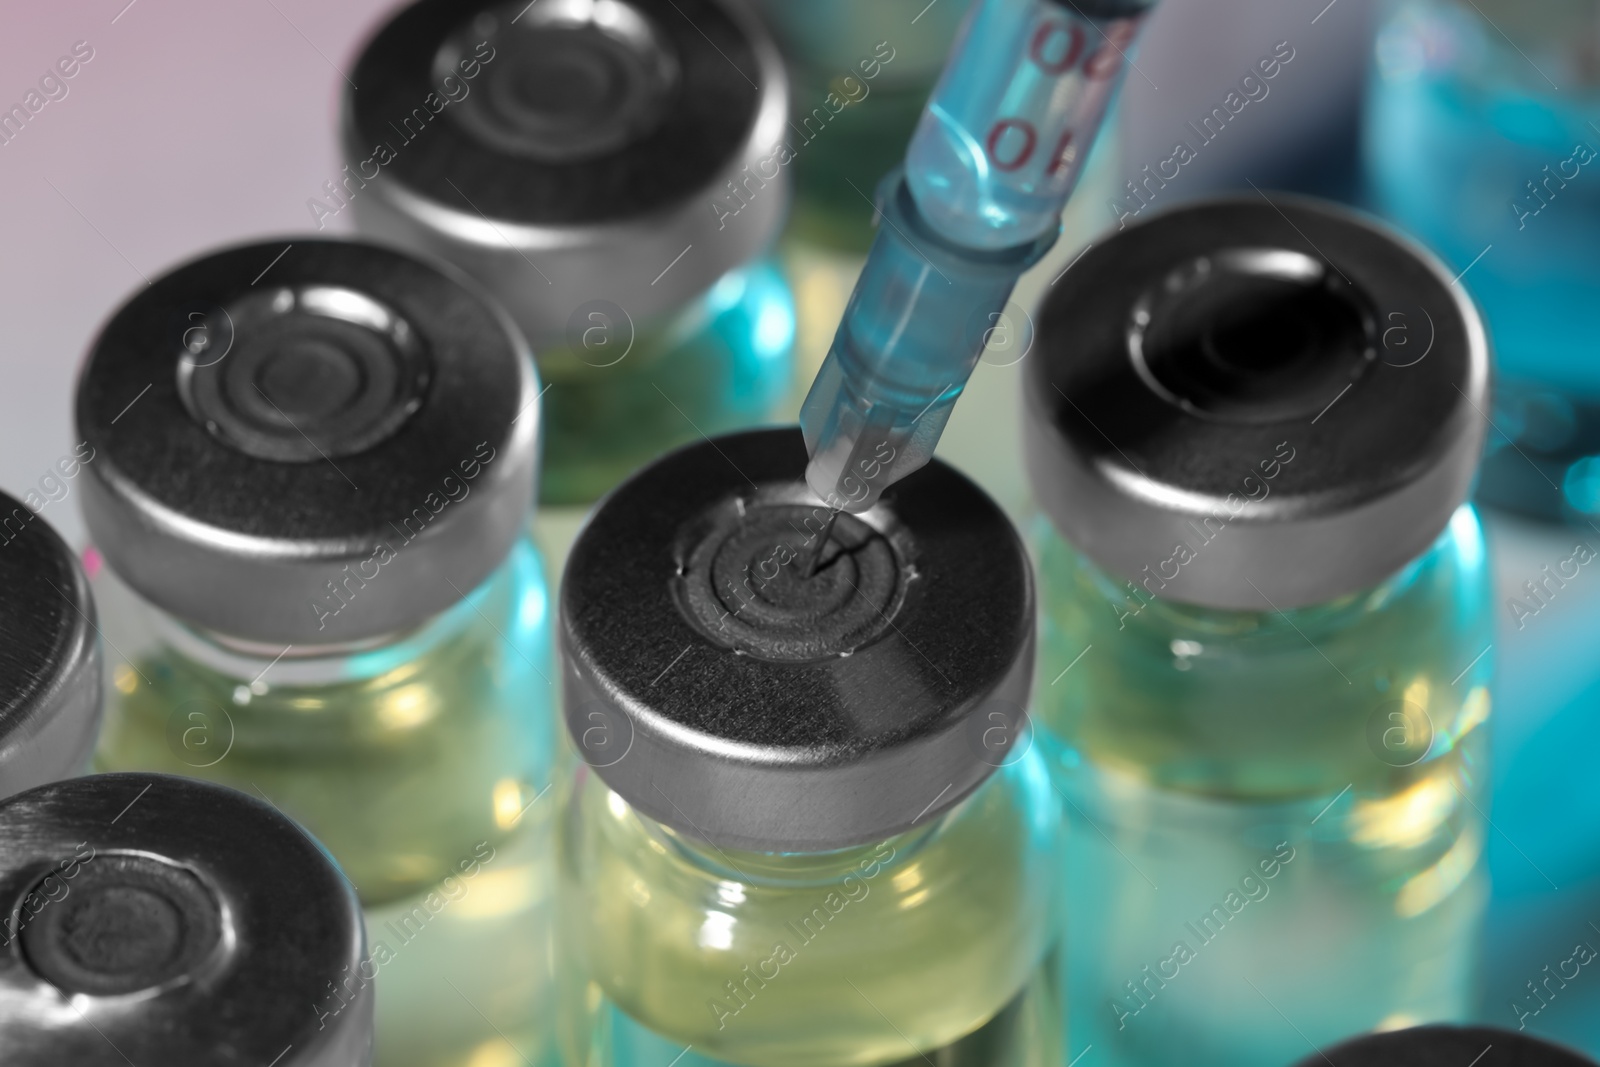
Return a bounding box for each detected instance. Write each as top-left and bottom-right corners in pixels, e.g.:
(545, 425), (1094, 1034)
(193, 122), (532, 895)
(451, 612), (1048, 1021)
(1364, 0), (1600, 521)
(1022, 196), (1495, 1067)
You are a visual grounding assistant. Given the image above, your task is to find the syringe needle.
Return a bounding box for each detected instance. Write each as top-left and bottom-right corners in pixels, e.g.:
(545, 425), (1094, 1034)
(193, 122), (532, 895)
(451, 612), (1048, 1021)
(802, 508), (840, 578)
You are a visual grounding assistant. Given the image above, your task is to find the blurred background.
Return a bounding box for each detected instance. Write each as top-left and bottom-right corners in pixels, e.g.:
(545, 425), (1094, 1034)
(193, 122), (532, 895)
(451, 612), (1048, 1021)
(1, 0), (1596, 1052)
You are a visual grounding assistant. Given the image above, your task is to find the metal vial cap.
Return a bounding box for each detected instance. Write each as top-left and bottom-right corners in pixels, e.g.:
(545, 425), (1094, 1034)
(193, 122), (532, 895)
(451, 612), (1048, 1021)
(0, 494), (101, 800)
(344, 0), (790, 346)
(75, 239), (538, 645)
(562, 428), (1035, 853)
(0, 773), (370, 1066)
(1295, 1027), (1597, 1067)
(1024, 195), (1490, 611)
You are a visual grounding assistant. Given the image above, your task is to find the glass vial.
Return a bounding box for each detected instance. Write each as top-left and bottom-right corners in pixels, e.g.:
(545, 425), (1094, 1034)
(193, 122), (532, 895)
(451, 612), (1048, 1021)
(556, 427), (1061, 1067)
(1022, 197), (1495, 1066)
(344, 0), (797, 511)
(0, 772), (371, 1065)
(0, 489), (100, 799)
(1364, 0), (1600, 522)
(75, 241), (558, 1067)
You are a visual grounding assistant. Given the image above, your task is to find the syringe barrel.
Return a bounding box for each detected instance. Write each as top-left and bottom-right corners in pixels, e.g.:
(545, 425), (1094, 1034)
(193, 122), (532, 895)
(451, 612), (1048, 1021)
(800, 171), (1055, 511)
(907, 0), (1157, 249)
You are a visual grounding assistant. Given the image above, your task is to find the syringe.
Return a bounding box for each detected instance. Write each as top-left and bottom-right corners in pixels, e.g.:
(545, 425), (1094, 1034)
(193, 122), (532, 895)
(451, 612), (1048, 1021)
(799, 0), (1160, 550)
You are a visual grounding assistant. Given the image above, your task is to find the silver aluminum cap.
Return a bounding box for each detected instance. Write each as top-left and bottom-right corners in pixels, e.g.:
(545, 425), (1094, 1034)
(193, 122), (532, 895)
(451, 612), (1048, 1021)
(76, 239), (538, 645)
(0, 496), (100, 799)
(344, 0), (790, 347)
(1024, 195), (1490, 611)
(561, 428), (1034, 853)
(0, 773), (370, 1067)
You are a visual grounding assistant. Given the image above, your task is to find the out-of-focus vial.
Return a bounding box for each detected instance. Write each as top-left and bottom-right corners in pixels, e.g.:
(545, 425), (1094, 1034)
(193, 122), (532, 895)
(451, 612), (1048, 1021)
(555, 427), (1060, 1067)
(344, 0), (797, 511)
(1023, 197), (1495, 1066)
(75, 241), (558, 1067)
(0, 772), (371, 1065)
(0, 491), (99, 798)
(1364, 0), (1600, 522)
(1295, 1026), (1599, 1067)
(752, 0), (973, 254)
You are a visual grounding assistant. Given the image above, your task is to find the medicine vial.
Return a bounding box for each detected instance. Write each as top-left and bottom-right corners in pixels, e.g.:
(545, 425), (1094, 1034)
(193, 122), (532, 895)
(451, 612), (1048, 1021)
(344, 0), (797, 508)
(1293, 1025), (1598, 1067)
(1365, 0), (1600, 522)
(0, 772), (371, 1065)
(555, 428), (1060, 1067)
(0, 490), (100, 799)
(1023, 198), (1494, 1066)
(75, 241), (558, 1067)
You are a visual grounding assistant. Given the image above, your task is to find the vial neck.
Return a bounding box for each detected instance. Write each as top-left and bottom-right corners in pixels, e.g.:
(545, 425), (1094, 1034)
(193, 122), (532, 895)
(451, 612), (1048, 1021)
(144, 582), (480, 687)
(632, 798), (950, 889)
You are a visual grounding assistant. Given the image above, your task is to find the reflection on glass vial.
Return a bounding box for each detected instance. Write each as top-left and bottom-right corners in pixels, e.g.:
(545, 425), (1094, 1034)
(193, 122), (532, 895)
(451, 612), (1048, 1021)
(1023, 198), (1494, 1067)
(0, 489), (101, 800)
(345, 0), (797, 507)
(554, 428), (1059, 1066)
(0, 772), (372, 1065)
(75, 241), (558, 1067)
(1365, 0), (1600, 522)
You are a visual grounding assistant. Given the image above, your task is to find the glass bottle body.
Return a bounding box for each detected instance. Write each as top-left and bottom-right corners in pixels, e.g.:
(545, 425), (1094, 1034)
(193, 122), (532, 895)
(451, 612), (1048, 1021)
(1365, 0), (1600, 519)
(1033, 507), (1494, 1067)
(539, 262), (795, 506)
(556, 751), (1063, 1067)
(91, 536), (560, 1067)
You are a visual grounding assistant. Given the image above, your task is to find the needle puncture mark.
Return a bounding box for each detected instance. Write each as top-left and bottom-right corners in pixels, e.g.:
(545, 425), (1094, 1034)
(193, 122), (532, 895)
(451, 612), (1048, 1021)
(109, 783), (151, 825)
(111, 383), (153, 424)
(652, 244), (694, 286)
(1311, 383), (1352, 424)
(803, 509), (840, 578)
(1451, 644), (1492, 686)
(1311, 784), (1351, 825)
(1051, 644), (1092, 685)
(250, 244), (293, 286)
